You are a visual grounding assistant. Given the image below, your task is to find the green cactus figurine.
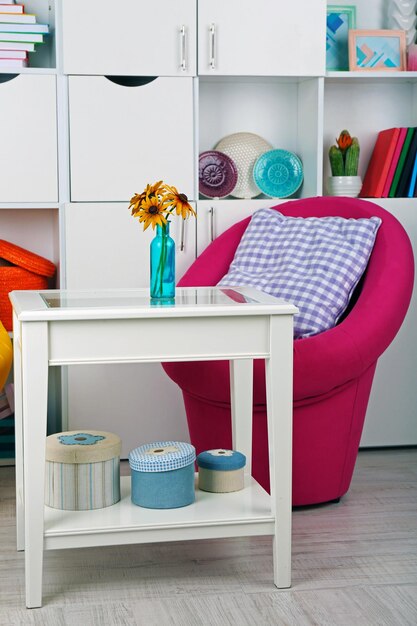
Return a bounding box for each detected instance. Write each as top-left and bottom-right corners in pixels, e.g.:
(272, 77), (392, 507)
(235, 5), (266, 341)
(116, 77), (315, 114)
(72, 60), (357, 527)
(329, 130), (360, 176)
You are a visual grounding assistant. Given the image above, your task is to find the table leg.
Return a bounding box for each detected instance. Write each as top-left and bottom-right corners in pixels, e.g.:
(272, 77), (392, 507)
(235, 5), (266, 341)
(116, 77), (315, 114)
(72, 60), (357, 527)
(265, 315), (293, 589)
(21, 322), (49, 608)
(12, 311), (24, 552)
(230, 359), (253, 476)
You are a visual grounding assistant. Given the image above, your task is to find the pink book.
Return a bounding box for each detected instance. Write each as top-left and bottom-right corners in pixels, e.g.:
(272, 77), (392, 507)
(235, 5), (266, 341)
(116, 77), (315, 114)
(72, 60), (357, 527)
(382, 127), (407, 197)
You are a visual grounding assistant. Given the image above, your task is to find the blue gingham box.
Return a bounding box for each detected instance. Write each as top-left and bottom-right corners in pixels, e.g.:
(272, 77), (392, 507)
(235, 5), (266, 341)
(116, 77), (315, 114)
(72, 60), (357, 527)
(129, 441), (196, 509)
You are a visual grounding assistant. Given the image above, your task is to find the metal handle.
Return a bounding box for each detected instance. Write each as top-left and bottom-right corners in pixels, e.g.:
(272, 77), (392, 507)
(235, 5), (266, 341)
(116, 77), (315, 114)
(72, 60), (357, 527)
(209, 206), (215, 242)
(180, 218), (185, 252)
(209, 23), (216, 70)
(180, 25), (187, 71)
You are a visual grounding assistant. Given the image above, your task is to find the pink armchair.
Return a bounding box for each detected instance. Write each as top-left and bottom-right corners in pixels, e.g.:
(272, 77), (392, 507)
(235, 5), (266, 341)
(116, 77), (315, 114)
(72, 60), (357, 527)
(163, 197), (414, 505)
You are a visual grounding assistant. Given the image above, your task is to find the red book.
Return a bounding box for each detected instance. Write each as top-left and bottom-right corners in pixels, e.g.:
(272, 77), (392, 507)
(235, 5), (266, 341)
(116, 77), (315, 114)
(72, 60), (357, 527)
(381, 127), (407, 197)
(360, 128), (401, 198)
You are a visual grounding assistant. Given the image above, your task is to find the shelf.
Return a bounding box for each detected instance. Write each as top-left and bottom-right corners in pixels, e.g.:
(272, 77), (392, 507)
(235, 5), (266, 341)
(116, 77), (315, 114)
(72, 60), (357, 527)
(44, 475), (274, 550)
(326, 71), (417, 84)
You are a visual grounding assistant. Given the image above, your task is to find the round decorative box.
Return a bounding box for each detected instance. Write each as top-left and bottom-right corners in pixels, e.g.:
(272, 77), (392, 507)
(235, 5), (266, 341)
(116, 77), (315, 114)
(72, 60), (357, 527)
(45, 430), (121, 511)
(197, 449), (246, 493)
(129, 441), (196, 509)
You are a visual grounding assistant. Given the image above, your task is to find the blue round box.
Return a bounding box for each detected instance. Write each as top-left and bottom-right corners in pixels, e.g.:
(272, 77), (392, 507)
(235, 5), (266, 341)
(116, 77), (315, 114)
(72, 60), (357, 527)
(129, 441), (196, 509)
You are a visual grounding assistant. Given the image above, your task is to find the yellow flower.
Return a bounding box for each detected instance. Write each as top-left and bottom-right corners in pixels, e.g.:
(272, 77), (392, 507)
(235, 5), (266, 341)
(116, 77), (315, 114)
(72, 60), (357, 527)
(164, 185), (196, 219)
(129, 180), (165, 217)
(135, 195), (169, 231)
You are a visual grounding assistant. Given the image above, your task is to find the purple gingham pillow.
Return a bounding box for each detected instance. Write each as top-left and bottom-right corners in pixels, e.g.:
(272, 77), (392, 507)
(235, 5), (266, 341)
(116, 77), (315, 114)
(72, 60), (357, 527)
(218, 208), (381, 338)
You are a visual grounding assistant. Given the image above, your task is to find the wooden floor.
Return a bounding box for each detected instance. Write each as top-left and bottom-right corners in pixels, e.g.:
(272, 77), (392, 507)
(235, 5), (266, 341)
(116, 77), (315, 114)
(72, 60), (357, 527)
(0, 448), (416, 625)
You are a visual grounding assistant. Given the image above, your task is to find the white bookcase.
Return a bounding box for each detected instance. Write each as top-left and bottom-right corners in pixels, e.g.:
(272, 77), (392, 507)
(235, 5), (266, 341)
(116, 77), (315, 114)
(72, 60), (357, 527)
(1, 0), (416, 452)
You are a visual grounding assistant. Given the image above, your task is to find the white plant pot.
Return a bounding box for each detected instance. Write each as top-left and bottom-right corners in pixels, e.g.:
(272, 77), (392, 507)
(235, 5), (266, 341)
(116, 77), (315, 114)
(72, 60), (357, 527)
(327, 176), (362, 198)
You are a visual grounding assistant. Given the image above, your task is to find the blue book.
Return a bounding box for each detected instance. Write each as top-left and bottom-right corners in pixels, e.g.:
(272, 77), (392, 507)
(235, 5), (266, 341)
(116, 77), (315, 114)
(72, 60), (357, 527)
(407, 152), (417, 197)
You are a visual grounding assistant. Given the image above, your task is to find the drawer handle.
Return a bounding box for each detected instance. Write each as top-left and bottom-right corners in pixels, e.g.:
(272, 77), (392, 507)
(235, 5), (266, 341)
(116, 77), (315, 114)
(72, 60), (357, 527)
(209, 23), (216, 70)
(105, 76), (157, 87)
(180, 25), (187, 71)
(210, 206), (215, 242)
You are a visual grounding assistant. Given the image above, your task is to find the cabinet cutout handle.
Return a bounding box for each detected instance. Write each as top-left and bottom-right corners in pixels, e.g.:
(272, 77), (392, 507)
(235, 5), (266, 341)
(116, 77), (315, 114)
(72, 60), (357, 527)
(209, 23), (216, 70)
(105, 76), (157, 87)
(0, 74), (18, 84)
(180, 25), (187, 71)
(209, 206), (215, 242)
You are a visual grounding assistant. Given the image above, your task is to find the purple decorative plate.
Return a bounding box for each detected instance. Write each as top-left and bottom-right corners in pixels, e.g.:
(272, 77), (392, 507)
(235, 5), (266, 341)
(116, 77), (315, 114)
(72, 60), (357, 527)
(199, 150), (238, 198)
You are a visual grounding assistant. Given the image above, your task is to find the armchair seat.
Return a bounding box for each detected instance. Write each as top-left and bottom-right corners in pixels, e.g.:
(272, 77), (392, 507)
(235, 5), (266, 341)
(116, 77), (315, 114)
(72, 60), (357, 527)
(163, 197), (414, 505)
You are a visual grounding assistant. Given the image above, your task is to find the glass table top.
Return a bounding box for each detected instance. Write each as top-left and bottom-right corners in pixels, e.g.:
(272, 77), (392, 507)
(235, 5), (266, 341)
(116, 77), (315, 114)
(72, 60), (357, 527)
(41, 287), (261, 310)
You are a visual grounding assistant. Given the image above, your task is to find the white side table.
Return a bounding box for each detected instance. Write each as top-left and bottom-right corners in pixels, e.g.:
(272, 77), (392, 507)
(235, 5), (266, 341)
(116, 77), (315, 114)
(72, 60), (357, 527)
(10, 286), (297, 608)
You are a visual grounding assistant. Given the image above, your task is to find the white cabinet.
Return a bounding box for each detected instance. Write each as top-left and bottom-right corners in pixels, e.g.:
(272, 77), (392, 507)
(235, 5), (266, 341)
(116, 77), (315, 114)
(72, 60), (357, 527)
(61, 0), (196, 76)
(198, 0), (326, 76)
(0, 74), (58, 203)
(68, 76), (195, 202)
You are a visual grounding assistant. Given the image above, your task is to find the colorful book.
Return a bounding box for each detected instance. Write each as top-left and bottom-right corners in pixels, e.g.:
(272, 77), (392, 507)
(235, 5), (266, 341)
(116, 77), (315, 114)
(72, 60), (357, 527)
(389, 128), (415, 197)
(0, 13), (36, 24)
(395, 129), (417, 197)
(0, 4), (24, 13)
(407, 152), (417, 197)
(381, 127), (407, 197)
(0, 32), (43, 43)
(360, 128), (400, 198)
(0, 48), (26, 58)
(0, 40), (35, 50)
(0, 57), (27, 67)
(0, 22), (48, 33)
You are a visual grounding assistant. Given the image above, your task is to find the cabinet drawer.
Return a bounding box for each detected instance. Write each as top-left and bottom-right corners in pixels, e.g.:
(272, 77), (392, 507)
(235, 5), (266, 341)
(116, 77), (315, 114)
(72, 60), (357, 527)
(68, 76), (195, 202)
(64, 202), (196, 289)
(0, 75), (58, 203)
(61, 0), (196, 76)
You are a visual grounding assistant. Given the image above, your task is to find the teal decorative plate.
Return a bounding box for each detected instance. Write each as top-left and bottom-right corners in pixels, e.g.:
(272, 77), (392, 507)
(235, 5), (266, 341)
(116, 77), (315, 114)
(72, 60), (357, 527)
(253, 149), (303, 198)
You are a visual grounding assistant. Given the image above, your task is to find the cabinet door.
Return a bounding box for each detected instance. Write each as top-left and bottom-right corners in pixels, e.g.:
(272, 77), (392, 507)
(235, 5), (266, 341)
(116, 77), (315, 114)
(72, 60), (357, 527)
(61, 0), (196, 76)
(198, 0), (326, 76)
(64, 201), (195, 458)
(0, 74), (58, 202)
(68, 76), (195, 202)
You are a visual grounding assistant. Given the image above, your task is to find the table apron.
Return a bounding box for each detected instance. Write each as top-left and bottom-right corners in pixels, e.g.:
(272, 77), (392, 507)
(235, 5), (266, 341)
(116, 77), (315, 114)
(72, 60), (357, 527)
(45, 315), (276, 364)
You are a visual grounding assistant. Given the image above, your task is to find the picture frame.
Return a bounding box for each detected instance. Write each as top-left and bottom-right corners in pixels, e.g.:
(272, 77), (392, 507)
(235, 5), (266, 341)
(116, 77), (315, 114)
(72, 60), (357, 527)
(326, 5), (357, 71)
(349, 29), (406, 71)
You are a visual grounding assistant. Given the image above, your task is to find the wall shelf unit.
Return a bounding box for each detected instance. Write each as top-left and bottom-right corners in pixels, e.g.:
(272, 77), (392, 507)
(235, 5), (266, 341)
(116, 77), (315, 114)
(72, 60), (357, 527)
(0, 0), (416, 449)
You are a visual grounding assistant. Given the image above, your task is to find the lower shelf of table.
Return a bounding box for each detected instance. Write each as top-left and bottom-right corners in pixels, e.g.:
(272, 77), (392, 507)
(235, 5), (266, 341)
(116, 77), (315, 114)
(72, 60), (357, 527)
(44, 475), (275, 550)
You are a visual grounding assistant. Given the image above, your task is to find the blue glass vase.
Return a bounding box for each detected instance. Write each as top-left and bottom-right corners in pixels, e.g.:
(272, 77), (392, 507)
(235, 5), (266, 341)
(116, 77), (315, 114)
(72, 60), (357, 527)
(150, 222), (175, 299)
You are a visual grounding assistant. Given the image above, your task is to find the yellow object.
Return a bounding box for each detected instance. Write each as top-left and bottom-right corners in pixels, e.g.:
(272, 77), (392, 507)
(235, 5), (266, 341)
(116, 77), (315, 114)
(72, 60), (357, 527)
(0, 320), (12, 390)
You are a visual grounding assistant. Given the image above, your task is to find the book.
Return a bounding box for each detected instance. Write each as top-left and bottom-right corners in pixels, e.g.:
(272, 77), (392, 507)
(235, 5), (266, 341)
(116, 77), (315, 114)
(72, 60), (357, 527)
(0, 4), (24, 13)
(0, 22), (48, 33)
(0, 56), (27, 67)
(0, 40), (35, 50)
(360, 127), (400, 198)
(0, 48), (25, 57)
(395, 129), (417, 197)
(381, 127), (407, 197)
(0, 14), (36, 24)
(407, 151), (417, 197)
(389, 127), (415, 197)
(0, 32), (43, 43)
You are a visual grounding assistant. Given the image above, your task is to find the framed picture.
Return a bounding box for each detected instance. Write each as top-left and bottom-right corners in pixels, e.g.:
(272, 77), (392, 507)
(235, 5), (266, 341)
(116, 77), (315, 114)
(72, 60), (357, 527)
(349, 29), (406, 71)
(326, 5), (356, 71)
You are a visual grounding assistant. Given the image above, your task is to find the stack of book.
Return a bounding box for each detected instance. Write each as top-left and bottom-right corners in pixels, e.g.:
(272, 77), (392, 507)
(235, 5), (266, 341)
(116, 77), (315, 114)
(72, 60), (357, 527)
(0, 1), (49, 68)
(360, 127), (417, 198)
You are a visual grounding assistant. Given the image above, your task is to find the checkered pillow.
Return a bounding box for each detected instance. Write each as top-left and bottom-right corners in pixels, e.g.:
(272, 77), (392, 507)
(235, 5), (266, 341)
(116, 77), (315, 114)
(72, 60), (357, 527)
(218, 208), (381, 338)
